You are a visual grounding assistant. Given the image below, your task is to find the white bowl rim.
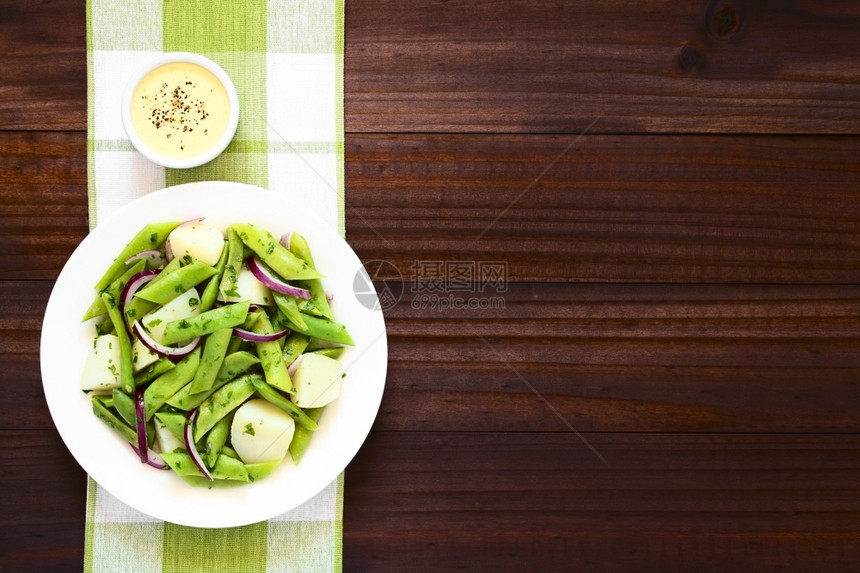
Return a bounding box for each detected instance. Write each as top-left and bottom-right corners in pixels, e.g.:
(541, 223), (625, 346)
(120, 52), (240, 169)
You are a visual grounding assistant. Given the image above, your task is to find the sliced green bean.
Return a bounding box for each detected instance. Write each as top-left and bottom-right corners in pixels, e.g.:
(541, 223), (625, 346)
(94, 222), (179, 290)
(220, 445), (239, 459)
(102, 292), (135, 394)
(161, 300), (251, 345)
(153, 253), (183, 280)
(123, 256), (183, 325)
(92, 395), (136, 444)
(161, 453), (254, 486)
(281, 333), (310, 366)
(200, 240), (228, 311)
(311, 347), (345, 360)
(246, 460), (279, 482)
(280, 311), (354, 346)
(134, 261), (216, 305)
(213, 454), (250, 482)
(231, 223), (322, 280)
(194, 373), (259, 442)
(95, 318), (115, 336)
(133, 357), (175, 387)
(189, 328), (232, 394)
(166, 350), (260, 410)
(143, 347), (201, 419)
(218, 227), (245, 299)
(251, 376), (318, 431)
(289, 407), (324, 464)
(110, 388), (137, 427)
(289, 232), (334, 320)
(154, 411), (188, 442)
(253, 312), (294, 393)
(83, 258), (146, 321)
(111, 389), (154, 445)
(271, 292), (307, 330)
(205, 414), (232, 468)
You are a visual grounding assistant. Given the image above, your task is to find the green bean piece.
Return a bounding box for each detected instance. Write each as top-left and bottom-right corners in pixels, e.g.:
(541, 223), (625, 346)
(111, 389), (155, 446)
(92, 396), (137, 444)
(272, 292), (307, 330)
(194, 373), (259, 442)
(205, 414), (232, 468)
(289, 232), (334, 320)
(133, 357), (175, 387)
(280, 311), (354, 346)
(247, 460), (280, 482)
(123, 256), (182, 325)
(95, 318), (115, 336)
(199, 240), (228, 311)
(311, 347), (345, 360)
(123, 297), (156, 329)
(289, 407), (324, 464)
(189, 328), (233, 394)
(154, 254), (183, 280)
(110, 388), (137, 427)
(154, 411), (188, 442)
(165, 350), (260, 410)
(218, 227), (245, 300)
(143, 348), (201, 420)
(219, 445), (239, 459)
(94, 222), (179, 291)
(134, 261), (216, 305)
(281, 333), (311, 367)
(101, 292), (136, 394)
(213, 454), (250, 482)
(231, 223), (322, 280)
(253, 312), (294, 393)
(83, 258), (146, 321)
(226, 308), (261, 355)
(269, 310), (292, 349)
(161, 453), (255, 486)
(160, 452), (203, 477)
(251, 376), (318, 431)
(161, 300), (251, 345)
(243, 308), (264, 329)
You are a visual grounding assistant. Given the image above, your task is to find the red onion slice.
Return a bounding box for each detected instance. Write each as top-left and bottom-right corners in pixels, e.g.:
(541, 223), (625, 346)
(131, 320), (200, 359)
(124, 249), (164, 268)
(120, 270), (159, 313)
(134, 388), (148, 463)
(185, 409), (213, 481)
(247, 256), (311, 299)
(233, 327), (289, 343)
(178, 216), (205, 227)
(129, 444), (169, 469)
(279, 232), (292, 249)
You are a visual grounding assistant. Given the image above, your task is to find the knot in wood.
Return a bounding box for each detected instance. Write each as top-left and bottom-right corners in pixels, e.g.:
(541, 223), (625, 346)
(677, 44), (704, 72)
(709, 4), (741, 38)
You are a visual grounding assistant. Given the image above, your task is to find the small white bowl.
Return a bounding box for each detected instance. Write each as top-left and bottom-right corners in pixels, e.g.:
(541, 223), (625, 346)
(121, 52), (240, 169)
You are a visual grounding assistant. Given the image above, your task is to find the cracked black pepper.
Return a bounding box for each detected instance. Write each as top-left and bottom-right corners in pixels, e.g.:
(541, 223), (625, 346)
(130, 62), (231, 159)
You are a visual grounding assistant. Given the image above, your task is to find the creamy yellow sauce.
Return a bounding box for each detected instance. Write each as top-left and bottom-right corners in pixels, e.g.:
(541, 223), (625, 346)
(130, 62), (231, 159)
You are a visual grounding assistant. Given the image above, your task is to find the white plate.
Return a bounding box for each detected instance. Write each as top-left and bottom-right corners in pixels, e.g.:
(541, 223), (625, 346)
(40, 182), (388, 528)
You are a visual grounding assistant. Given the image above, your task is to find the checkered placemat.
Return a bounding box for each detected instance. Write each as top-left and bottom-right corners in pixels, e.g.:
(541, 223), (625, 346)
(85, 1), (345, 570)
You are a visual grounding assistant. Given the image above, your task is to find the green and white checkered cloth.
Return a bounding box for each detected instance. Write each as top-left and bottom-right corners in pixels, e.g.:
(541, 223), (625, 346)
(85, 1), (345, 571)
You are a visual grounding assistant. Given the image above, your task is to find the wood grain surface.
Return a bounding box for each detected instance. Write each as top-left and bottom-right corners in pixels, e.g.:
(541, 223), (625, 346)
(1, 0), (858, 571)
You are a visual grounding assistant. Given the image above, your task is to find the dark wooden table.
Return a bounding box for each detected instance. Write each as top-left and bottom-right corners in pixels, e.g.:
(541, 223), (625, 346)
(2, 1), (859, 571)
